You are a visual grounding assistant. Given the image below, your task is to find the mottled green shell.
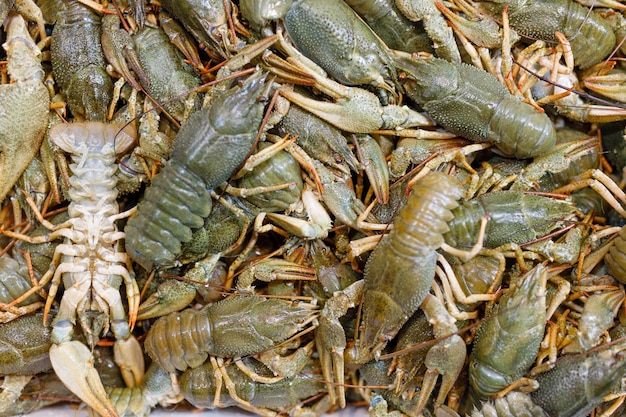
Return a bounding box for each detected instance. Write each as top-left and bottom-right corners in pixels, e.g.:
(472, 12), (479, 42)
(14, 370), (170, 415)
(344, 0), (433, 54)
(238, 143), (303, 213)
(444, 191), (575, 249)
(50, 0), (112, 121)
(480, 0), (615, 69)
(133, 26), (201, 121)
(0, 313), (52, 375)
(531, 341), (626, 417)
(284, 0), (395, 87)
(278, 105), (359, 171)
(359, 172), (463, 360)
(171, 76), (266, 187)
(125, 76), (266, 271)
(144, 296), (317, 373)
(396, 56), (556, 158)
(467, 266), (546, 402)
(158, 0), (231, 58)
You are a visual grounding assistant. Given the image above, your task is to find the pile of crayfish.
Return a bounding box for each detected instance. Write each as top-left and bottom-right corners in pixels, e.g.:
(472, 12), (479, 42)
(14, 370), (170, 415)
(4, 0), (626, 416)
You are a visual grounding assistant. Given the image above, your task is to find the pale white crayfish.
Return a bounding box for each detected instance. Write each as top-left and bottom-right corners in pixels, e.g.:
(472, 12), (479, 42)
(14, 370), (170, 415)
(4, 123), (144, 417)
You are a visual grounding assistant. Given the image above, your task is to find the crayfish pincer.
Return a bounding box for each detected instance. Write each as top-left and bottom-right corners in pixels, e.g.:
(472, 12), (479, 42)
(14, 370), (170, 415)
(0, 13), (49, 204)
(144, 295), (318, 373)
(125, 73), (267, 271)
(394, 53), (556, 159)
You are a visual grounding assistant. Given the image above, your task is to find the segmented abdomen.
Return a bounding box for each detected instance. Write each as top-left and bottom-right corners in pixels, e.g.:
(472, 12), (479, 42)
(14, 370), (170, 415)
(344, 0), (433, 54)
(106, 386), (150, 417)
(125, 74), (266, 271)
(237, 142), (303, 213)
(389, 171), (465, 257)
(0, 258), (41, 308)
(133, 25), (201, 121)
(124, 160), (211, 271)
(605, 227), (626, 284)
(481, 0), (615, 69)
(143, 306), (214, 373)
(560, 0), (615, 69)
(444, 191), (576, 249)
(467, 265), (546, 404)
(357, 172), (464, 361)
(48, 122), (136, 342)
(395, 56), (556, 158)
(144, 296), (318, 373)
(106, 364), (174, 416)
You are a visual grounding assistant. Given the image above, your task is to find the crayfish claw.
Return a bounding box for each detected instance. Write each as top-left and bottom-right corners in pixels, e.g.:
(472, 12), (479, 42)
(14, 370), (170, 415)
(415, 334), (466, 414)
(316, 280), (365, 408)
(412, 294), (466, 414)
(0, 375), (32, 412)
(50, 341), (119, 417)
(114, 336), (145, 388)
(137, 279), (197, 320)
